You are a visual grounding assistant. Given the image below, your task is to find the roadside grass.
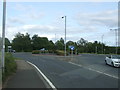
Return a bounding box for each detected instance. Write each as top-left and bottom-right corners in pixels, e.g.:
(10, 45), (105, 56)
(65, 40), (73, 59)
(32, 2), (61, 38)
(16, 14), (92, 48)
(2, 53), (17, 83)
(14, 57), (22, 60)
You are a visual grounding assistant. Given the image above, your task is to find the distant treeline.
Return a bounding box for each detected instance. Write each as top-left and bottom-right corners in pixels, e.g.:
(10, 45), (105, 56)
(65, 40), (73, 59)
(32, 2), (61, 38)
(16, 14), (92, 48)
(5, 32), (120, 54)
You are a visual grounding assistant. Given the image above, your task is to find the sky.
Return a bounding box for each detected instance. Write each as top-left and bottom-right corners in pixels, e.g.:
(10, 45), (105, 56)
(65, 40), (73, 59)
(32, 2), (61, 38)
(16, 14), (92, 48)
(0, 1), (118, 46)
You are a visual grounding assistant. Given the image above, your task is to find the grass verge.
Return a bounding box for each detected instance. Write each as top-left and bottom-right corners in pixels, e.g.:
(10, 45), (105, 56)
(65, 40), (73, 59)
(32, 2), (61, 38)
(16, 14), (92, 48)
(2, 53), (17, 83)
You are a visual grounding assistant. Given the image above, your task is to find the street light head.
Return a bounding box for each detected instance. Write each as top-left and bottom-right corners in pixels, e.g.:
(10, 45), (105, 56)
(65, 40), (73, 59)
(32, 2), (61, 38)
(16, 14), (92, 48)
(62, 16), (64, 18)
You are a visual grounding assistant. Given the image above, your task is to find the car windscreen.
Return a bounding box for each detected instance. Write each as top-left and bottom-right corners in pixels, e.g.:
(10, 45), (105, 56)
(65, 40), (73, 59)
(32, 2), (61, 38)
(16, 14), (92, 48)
(112, 55), (120, 59)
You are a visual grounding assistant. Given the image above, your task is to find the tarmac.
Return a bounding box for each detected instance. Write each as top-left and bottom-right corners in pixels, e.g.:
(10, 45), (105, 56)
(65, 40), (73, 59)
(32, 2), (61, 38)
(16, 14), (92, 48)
(2, 60), (48, 89)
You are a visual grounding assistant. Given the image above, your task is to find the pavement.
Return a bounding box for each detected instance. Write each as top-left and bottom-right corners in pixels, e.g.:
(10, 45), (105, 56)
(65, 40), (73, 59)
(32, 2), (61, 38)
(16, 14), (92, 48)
(3, 60), (48, 88)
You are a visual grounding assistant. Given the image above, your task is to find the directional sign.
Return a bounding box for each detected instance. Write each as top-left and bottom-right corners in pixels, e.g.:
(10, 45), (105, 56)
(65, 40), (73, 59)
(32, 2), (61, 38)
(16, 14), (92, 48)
(71, 46), (74, 50)
(69, 46), (74, 50)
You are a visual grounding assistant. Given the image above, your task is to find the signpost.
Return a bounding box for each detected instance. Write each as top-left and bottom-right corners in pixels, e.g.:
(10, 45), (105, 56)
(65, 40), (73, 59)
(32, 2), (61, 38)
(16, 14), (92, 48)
(69, 46), (75, 61)
(8, 46), (12, 52)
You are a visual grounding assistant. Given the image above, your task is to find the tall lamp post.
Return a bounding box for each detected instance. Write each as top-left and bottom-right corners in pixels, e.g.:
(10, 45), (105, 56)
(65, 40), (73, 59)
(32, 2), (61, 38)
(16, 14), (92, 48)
(101, 34), (104, 54)
(2, 0), (6, 72)
(110, 29), (118, 54)
(62, 16), (66, 57)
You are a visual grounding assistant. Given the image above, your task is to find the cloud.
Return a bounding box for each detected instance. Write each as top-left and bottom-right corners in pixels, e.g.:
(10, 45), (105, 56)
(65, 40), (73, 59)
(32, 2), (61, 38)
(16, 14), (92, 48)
(4, 3), (118, 46)
(75, 9), (118, 28)
(5, 24), (60, 40)
(4, 24), (114, 45)
(28, 12), (45, 20)
(7, 17), (25, 25)
(7, 3), (45, 25)
(6, 0), (119, 2)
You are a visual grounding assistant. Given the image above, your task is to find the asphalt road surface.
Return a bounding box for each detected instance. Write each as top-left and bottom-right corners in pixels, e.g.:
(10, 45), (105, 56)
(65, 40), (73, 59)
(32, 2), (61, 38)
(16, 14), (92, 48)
(13, 53), (119, 88)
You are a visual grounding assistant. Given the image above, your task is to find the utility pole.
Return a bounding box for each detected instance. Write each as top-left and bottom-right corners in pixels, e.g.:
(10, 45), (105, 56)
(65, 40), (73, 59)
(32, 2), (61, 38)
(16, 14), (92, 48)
(2, 0), (6, 73)
(110, 29), (118, 54)
(101, 35), (104, 54)
(55, 34), (56, 43)
(62, 16), (67, 57)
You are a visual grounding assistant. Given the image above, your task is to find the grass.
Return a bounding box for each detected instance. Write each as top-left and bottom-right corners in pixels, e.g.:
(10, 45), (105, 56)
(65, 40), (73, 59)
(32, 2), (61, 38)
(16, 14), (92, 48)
(2, 53), (17, 83)
(14, 57), (22, 60)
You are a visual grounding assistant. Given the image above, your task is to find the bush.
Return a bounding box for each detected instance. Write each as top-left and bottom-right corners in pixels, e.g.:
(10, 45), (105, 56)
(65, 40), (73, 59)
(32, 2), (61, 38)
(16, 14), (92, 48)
(48, 50), (54, 53)
(32, 50), (40, 54)
(55, 50), (67, 56)
(2, 53), (17, 82)
(40, 50), (49, 54)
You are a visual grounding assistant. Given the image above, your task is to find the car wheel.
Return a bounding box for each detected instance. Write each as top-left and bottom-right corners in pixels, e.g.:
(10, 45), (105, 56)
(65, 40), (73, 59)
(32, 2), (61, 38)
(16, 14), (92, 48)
(111, 62), (114, 67)
(105, 60), (107, 65)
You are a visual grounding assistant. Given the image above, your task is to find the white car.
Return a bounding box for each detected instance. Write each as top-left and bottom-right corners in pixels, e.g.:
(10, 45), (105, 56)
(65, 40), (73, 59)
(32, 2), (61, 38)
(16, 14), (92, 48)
(105, 55), (120, 67)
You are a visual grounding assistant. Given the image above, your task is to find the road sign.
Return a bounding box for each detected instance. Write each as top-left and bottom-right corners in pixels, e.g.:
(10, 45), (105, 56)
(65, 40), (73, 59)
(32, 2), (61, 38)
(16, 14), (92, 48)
(71, 46), (74, 50)
(69, 46), (74, 50)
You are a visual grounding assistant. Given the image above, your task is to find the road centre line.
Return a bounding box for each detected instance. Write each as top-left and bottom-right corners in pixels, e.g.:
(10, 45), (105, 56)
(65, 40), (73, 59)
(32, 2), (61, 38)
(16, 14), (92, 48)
(68, 62), (119, 79)
(27, 61), (57, 90)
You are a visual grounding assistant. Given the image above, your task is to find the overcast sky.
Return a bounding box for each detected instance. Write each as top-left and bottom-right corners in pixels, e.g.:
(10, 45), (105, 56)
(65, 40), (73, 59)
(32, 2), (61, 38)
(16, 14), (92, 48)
(0, 1), (118, 46)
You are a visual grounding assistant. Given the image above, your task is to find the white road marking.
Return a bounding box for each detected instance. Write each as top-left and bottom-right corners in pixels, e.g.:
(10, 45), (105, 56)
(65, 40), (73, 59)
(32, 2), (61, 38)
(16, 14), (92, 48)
(27, 61), (57, 90)
(68, 62), (82, 67)
(68, 61), (119, 79)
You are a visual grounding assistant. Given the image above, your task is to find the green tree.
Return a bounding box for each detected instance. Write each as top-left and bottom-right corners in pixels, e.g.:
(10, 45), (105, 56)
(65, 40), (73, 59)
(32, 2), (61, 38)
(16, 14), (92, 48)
(5, 38), (11, 52)
(48, 40), (55, 50)
(60, 37), (64, 45)
(12, 32), (32, 52)
(32, 34), (50, 50)
(77, 38), (88, 53)
(55, 38), (65, 50)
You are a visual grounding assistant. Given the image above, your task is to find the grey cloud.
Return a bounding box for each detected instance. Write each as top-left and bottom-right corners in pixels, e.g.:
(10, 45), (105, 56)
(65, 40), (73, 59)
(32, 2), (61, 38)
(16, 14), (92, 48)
(75, 10), (118, 28)
(8, 17), (25, 24)
(5, 24), (116, 46)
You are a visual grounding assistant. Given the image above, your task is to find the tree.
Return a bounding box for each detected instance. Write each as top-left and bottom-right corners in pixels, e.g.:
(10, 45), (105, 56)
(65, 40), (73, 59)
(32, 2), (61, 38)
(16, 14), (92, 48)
(55, 41), (64, 50)
(5, 38), (11, 52)
(48, 40), (55, 51)
(55, 38), (65, 50)
(77, 38), (88, 53)
(22, 33), (32, 52)
(77, 38), (88, 46)
(32, 34), (50, 50)
(60, 38), (64, 45)
(0, 37), (2, 50)
(12, 33), (32, 52)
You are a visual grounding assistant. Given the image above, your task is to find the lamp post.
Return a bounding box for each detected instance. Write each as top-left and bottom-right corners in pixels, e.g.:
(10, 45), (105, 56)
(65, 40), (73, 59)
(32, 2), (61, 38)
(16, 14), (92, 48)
(62, 16), (66, 57)
(101, 34), (104, 54)
(2, 0), (6, 72)
(110, 29), (118, 54)
(55, 33), (56, 44)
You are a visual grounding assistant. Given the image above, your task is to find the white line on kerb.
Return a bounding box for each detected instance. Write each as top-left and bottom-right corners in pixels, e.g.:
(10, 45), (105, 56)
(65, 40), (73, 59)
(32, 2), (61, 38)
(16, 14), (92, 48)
(27, 61), (57, 90)
(68, 62), (119, 79)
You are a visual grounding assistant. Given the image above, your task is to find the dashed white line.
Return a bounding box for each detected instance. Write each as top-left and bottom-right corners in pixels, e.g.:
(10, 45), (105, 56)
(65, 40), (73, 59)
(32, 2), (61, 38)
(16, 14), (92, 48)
(68, 61), (119, 79)
(68, 62), (82, 67)
(27, 61), (57, 90)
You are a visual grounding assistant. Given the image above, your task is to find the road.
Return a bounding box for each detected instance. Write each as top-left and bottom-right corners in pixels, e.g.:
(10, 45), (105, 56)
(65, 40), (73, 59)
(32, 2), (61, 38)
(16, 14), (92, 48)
(13, 53), (119, 88)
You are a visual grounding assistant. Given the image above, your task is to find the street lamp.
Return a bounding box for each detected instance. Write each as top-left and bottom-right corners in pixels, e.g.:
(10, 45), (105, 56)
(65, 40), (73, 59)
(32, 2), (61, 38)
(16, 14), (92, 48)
(2, 0), (6, 72)
(62, 16), (66, 57)
(110, 29), (118, 54)
(101, 34), (104, 54)
(55, 33), (56, 44)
